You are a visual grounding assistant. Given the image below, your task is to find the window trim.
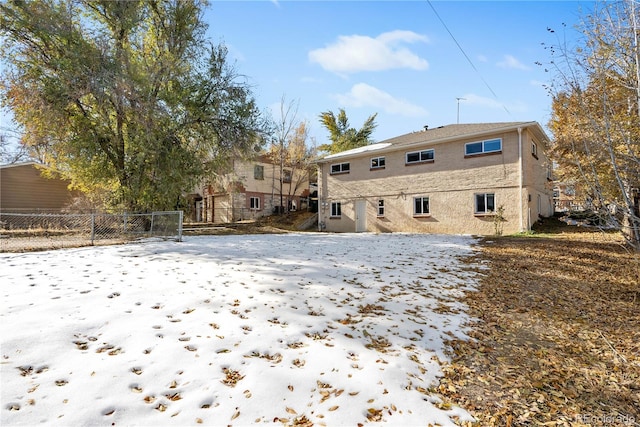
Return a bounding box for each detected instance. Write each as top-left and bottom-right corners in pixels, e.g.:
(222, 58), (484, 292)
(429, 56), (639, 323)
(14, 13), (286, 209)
(330, 162), (350, 175)
(531, 141), (538, 159)
(464, 138), (502, 157)
(370, 156), (386, 170)
(405, 149), (435, 165)
(377, 199), (385, 217)
(330, 201), (342, 218)
(413, 196), (430, 217)
(474, 193), (496, 215)
(249, 196), (261, 211)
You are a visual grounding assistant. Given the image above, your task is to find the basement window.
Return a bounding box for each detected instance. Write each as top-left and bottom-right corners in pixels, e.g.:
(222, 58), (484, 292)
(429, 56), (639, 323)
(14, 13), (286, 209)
(413, 196), (430, 216)
(330, 202), (342, 218)
(475, 193), (495, 214)
(249, 196), (261, 210)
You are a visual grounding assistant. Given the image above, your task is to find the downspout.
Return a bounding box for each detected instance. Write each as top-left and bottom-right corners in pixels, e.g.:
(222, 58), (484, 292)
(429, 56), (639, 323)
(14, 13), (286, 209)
(518, 127), (524, 232)
(317, 163), (324, 231)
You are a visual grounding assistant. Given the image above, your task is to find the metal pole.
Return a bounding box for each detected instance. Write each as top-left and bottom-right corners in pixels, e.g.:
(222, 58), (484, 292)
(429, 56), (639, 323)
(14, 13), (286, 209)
(456, 97), (465, 124)
(90, 213), (95, 245)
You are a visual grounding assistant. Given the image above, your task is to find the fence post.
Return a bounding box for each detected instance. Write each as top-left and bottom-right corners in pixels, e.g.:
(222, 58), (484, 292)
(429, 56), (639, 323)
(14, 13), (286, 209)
(178, 211), (183, 242)
(90, 213), (96, 245)
(123, 212), (128, 234)
(149, 212), (155, 237)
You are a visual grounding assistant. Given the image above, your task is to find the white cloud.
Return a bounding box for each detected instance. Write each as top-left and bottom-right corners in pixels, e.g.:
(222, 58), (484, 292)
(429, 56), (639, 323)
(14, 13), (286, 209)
(477, 54), (488, 63)
(497, 54), (529, 70)
(334, 83), (429, 117)
(309, 30), (429, 74)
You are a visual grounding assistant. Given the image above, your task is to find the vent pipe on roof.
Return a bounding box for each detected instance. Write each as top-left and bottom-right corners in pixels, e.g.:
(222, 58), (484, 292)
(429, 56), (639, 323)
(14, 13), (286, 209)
(423, 125), (429, 131)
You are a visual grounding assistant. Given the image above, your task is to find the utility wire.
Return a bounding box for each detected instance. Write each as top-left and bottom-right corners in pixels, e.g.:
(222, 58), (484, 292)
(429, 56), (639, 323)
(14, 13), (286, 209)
(425, 0), (512, 118)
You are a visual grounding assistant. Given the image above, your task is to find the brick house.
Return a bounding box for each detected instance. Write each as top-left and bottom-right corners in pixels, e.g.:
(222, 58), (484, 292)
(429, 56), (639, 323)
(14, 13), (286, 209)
(316, 122), (554, 235)
(189, 155), (310, 223)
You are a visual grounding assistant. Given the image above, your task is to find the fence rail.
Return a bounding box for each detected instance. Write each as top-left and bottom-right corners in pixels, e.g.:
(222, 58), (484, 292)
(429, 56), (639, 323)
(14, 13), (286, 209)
(0, 211), (183, 253)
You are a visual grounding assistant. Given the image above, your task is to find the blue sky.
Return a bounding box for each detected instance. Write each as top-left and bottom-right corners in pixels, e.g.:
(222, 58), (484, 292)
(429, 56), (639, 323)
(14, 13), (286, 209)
(206, 0), (592, 145)
(1, 1), (592, 150)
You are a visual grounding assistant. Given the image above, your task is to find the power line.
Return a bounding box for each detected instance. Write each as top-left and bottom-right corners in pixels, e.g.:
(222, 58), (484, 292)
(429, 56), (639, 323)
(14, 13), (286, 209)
(425, 0), (512, 118)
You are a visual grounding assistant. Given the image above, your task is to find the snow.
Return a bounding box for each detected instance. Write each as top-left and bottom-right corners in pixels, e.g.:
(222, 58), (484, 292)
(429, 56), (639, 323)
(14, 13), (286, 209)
(322, 143), (392, 160)
(1, 233), (480, 426)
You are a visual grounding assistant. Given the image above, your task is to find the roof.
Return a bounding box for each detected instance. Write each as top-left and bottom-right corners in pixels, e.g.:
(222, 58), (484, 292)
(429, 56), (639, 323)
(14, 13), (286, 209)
(0, 161), (43, 169)
(319, 121), (548, 162)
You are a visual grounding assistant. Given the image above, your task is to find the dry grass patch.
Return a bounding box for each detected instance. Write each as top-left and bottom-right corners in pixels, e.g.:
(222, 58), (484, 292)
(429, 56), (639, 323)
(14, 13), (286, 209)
(439, 220), (640, 426)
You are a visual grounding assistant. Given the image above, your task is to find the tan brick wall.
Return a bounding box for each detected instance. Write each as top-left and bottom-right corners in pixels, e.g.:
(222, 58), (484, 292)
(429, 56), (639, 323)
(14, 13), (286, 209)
(195, 158), (310, 222)
(318, 127), (552, 235)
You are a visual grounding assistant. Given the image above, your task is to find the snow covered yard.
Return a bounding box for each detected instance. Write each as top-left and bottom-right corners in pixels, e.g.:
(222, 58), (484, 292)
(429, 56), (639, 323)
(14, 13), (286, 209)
(1, 233), (480, 426)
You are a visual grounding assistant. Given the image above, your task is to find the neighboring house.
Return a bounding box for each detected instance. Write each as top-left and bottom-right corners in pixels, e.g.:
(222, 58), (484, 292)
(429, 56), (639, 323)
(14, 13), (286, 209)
(189, 155), (310, 223)
(553, 183), (585, 212)
(0, 162), (79, 212)
(316, 122), (554, 235)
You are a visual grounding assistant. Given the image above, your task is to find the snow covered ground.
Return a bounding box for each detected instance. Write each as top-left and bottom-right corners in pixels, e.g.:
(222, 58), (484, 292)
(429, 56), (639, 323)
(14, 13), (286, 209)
(1, 233), (480, 426)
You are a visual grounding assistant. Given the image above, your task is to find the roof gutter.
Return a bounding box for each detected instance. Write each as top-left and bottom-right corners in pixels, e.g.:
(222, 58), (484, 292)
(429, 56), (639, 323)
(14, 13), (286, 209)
(316, 122), (541, 164)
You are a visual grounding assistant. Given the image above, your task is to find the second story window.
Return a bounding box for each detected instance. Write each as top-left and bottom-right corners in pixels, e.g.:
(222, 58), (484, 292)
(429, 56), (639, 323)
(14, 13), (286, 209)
(254, 164), (264, 180)
(283, 169), (292, 183)
(531, 141), (538, 159)
(406, 149), (434, 164)
(330, 162), (350, 174)
(465, 138), (502, 156)
(371, 157), (385, 169)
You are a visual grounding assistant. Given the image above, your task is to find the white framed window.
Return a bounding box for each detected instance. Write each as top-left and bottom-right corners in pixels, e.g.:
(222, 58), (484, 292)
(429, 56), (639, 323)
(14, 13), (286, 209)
(406, 149), (434, 164)
(330, 202), (342, 217)
(377, 200), (385, 217)
(475, 193), (495, 214)
(249, 196), (261, 210)
(531, 141), (538, 158)
(371, 157), (385, 169)
(283, 169), (292, 183)
(413, 196), (430, 216)
(465, 138), (502, 156)
(330, 162), (350, 174)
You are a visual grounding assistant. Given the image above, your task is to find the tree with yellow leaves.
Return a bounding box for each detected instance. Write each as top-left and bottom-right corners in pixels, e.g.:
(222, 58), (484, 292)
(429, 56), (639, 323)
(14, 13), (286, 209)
(0, 0), (268, 212)
(546, 0), (640, 248)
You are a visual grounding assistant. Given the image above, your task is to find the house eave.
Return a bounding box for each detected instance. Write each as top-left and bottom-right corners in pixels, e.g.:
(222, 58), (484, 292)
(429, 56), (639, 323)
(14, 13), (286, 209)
(316, 121), (548, 164)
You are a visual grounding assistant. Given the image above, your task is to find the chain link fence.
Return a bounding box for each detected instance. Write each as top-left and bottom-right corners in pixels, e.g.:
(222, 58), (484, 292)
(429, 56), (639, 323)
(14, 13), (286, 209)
(0, 211), (183, 253)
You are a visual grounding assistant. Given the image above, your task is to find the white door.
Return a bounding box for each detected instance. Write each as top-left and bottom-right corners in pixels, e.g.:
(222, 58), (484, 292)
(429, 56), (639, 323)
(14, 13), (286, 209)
(355, 200), (367, 232)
